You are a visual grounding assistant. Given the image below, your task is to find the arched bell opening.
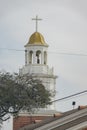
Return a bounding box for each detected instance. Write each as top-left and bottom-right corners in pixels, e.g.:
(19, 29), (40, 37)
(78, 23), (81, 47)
(36, 50), (41, 64)
(29, 51), (33, 64)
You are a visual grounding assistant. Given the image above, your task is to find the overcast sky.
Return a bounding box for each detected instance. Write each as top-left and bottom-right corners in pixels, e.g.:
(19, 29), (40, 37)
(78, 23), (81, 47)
(0, 0), (87, 129)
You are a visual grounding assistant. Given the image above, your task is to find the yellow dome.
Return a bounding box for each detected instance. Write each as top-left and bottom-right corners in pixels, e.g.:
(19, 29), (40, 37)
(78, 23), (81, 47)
(25, 32), (48, 46)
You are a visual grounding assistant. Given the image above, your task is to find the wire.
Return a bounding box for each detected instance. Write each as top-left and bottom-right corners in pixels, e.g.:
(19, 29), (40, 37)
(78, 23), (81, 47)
(51, 90), (87, 103)
(1, 48), (87, 56)
(0, 48), (24, 51)
(48, 51), (87, 56)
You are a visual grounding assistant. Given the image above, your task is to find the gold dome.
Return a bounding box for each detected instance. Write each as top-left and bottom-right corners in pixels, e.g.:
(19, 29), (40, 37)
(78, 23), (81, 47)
(25, 32), (48, 46)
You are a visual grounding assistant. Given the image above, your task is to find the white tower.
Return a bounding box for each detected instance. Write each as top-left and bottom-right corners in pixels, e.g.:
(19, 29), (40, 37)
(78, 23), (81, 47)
(19, 16), (57, 110)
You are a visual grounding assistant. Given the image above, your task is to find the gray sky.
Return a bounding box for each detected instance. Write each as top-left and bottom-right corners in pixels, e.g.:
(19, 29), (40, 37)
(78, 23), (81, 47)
(0, 0), (87, 129)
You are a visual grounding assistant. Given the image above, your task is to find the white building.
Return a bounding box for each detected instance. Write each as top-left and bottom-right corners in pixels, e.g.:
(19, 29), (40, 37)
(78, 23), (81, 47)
(19, 16), (57, 110)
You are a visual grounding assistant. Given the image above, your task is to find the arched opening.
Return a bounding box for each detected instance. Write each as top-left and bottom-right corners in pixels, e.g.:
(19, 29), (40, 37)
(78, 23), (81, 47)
(36, 50), (41, 64)
(44, 51), (47, 65)
(29, 51), (33, 64)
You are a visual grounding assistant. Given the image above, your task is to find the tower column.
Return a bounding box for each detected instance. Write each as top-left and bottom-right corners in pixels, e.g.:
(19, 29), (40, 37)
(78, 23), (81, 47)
(45, 52), (47, 65)
(33, 51), (36, 64)
(41, 51), (44, 64)
(25, 50), (27, 65)
(27, 50), (29, 64)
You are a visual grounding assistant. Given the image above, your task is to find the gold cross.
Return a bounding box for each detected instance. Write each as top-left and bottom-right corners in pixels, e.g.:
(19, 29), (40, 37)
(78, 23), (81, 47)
(32, 15), (42, 32)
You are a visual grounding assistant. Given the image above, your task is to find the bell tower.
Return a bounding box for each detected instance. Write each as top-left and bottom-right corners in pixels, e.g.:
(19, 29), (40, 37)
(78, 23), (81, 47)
(24, 31), (48, 66)
(19, 16), (57, 110)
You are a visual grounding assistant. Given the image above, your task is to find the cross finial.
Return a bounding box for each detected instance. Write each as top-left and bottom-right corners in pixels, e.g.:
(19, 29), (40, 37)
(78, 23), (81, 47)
(32, 15), (42, 32)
